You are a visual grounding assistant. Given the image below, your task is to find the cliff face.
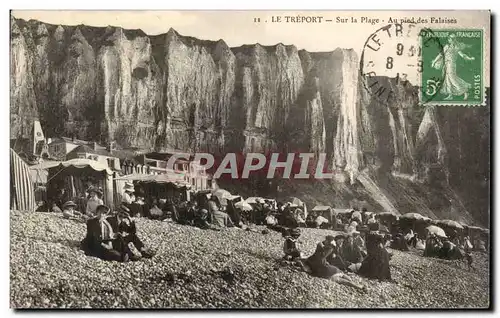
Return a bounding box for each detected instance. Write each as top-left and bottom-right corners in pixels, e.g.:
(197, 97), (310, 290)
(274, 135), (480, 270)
(11, 17), (490, 225)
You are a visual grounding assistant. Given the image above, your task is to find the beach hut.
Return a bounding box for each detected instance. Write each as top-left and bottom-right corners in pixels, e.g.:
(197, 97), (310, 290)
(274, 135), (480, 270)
(10, 149), (36, 211)
(47, 158), (114, 210)
(115, 172), (192, 203)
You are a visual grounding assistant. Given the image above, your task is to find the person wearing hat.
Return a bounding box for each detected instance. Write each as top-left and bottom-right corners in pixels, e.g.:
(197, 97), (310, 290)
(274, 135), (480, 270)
(62, 201), (82, 219)
(352, 230), (366, 251)
(304, 235), (366, 291)
(81, 204), (123, 262)
(107, 205), (155, 260)
(207, 196), (221, 224)
(342, 232), (364, 265)
(122, 182), (136, 205)
(358, 224), (392, 281)
(304, 235), (341, 278)
(211, 202), (235, 228)
(122, 182), (145, 218)
(283, 228), (302, 261)
(149, 198), (164, 220)
(86, 187), (104, 217)
(194, 208), (211, 229)
(326, 234), (349, 271)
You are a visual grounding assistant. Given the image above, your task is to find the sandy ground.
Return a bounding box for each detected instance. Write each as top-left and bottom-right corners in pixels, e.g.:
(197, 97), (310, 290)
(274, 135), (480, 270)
(10, 210), (490, 309)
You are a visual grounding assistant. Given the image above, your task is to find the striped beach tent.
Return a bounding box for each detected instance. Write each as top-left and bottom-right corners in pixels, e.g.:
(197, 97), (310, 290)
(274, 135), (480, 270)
(10, 148), (35, 211)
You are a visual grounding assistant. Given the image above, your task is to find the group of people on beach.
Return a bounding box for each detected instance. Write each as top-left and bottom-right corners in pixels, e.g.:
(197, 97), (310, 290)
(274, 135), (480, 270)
(51, 180), (481, 289)
(280, 219), (391, 291)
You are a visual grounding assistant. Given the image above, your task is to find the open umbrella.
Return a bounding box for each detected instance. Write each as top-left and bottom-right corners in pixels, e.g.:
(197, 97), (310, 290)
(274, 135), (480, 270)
(235, 200), (253, 211)
(212, 189), (233, 200)
(245, 197), (263, 204)
(426, 225), (447, 238)
(312, 205), (331, 212)
(376, 212), (399, 223)
(400, 212), (426, 220)
(334, 208), (354, 215)
(352, 211), (362, 221)
(288, 197), (304, 206)
(468, 225), (489, 234)
(437, 219), (464, 230)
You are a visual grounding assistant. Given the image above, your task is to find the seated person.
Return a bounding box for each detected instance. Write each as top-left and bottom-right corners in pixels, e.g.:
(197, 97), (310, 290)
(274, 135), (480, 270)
(476, 239), (486, 252)
(211, 207), (235, 228)
(424, 234), (442, 257)
(194, 209), (211, 229)
(207, 196), (220, 223)
(304, 235), (366, 291)
(353, 231), (366, 252)
(358, 223), (392, 281)
(62, 201), (83, 219)
(315, 214), (330, 229)
(184, 201), (198, 225)
(351, 211), (363, 224)
(283, 228), (303, 261)
(51, 203), (62, 213)
(86, 187), (104, 217)
(326, 234), (349, 271)
(81, 205), (123, 262)
(306, 212), (318, 228)
(108, 205), (155, 260)
(342, 233), (365, 265)
(294, 208), (307, 227)
(149, 199), (164, 220)
(439, 239), (463, 260)
(391, 233), (410, 251)
(415, 239), (426, 250)
(265, 214), (278, 226)
(226, 199), (242, 226)
(135, 196), (148, 217)
(408, 233), (419, 248)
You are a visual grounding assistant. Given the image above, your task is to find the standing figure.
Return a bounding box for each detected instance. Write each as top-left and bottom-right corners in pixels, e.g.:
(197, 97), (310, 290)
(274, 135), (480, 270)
(431, 34), (475, 100)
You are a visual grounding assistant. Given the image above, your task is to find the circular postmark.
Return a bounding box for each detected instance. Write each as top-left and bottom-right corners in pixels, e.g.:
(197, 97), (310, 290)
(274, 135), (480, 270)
(359, 23), (446, 105)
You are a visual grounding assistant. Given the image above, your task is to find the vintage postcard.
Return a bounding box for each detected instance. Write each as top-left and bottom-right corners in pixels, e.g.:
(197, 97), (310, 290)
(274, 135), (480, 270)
(10, 10), (490, 309)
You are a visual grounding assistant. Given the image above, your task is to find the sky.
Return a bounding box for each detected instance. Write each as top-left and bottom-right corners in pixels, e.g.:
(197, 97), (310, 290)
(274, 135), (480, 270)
(11, 10), (490, 85)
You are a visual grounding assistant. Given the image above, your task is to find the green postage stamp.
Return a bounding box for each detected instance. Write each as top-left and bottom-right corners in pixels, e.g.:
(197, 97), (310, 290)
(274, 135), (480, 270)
(420, 29), (484, 106)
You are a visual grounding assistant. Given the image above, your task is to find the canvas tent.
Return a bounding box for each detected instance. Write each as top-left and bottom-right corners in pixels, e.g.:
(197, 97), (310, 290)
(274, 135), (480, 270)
(114, 172), (192, 204)
(10, 148), (36, 211)
(47, 158), (114, 209)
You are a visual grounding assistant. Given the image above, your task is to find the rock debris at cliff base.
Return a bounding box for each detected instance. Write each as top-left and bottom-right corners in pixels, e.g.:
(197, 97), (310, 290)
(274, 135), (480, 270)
(10, 210), (489, 309)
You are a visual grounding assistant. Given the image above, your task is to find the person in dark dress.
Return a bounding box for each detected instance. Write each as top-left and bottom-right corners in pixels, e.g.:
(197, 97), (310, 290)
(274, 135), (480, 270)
(326, 234), (349, 271)
(305, 235), (341, 278)
(226, 199), (242, 226)
(342, 234), (364, 264)
(107, 205), (155, 260)
(81, 205), (123, 262)
(194, 208), (211, 229)
(184, 201), (197, 225)
(303, 236), (366, 291)
(358, 223), (392, 281)
(391, 233), (410, 251)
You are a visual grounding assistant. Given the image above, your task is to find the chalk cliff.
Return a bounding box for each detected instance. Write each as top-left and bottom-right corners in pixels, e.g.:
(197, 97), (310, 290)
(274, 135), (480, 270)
(10, 17), (490, 225)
